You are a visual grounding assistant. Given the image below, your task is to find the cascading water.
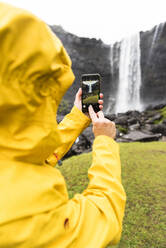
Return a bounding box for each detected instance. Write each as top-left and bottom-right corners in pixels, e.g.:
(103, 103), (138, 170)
(105, 42), (120, 114)
(148, 22), (164, 60)
(115, 33), (142, 113)
(105, 44), (115, 114)
(110, 43), (114, 76)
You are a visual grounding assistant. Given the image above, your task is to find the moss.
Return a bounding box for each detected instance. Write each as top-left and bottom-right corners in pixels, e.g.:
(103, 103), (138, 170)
(155, 106), (166, 124)
(117, 125), (128, 134)
(160, 106), (166, 119)
(154, 119), (162, 124)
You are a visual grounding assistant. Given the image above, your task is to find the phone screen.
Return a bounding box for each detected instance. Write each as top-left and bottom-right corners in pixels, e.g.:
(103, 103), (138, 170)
(81, 74), (101, 113)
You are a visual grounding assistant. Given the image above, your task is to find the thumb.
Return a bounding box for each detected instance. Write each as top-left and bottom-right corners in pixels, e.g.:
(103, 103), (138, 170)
(88, 105), (98, 122)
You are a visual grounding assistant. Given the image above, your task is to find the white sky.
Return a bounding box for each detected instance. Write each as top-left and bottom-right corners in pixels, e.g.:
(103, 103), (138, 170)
(2, 0), (166, 44)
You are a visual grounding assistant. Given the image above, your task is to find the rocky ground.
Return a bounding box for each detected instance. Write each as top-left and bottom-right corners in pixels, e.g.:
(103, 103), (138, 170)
(58, 103), (166, 160)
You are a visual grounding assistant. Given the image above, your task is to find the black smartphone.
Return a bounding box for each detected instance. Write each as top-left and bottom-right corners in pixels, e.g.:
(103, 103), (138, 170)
(81, 73), (101, 113)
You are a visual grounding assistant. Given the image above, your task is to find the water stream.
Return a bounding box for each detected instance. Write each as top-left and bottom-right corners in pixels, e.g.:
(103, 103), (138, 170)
(148, 22), (164, 60)
(115, 33), (142, 113)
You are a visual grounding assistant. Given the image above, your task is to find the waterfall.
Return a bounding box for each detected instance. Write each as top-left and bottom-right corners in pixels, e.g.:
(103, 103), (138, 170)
(115, 33), (142, 114)
(105, 44), (115, 114)
(148, 22), (164, 60)
(106, 43), (120, 114)
(110, 43), (114, 76)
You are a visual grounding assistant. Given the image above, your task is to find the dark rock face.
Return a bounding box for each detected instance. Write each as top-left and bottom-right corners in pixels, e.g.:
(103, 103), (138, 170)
(50, 25), (111, 111)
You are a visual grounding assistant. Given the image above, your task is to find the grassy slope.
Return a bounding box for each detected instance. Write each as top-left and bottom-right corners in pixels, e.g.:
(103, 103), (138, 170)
(59, 142), (166, 248)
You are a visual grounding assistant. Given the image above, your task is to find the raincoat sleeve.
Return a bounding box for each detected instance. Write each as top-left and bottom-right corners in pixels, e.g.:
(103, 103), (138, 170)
(66, 135), (126, 247)
(46, 106), (91, 165)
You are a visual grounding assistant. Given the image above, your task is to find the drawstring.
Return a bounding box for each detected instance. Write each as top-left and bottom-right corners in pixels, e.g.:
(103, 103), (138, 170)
(53, 153), (62, 166)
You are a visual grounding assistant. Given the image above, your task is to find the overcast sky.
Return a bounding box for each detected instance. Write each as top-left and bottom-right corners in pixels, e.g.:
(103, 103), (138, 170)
(3, 0), (166, 44)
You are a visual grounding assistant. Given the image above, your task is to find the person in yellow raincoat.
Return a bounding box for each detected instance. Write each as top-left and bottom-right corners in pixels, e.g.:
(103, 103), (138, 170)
(0, 2), (126, 248)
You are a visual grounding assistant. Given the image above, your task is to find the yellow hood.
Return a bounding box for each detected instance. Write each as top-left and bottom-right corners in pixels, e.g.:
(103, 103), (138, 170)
(0, 2), (75, 165)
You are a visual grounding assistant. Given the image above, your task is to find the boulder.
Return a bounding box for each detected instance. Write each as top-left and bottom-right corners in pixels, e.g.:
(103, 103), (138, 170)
(145, 113), (162, 124)
(115, 116), (128, 125)
(163, 119), (166, 125)
(145, 104), (166, 111)
(129, 123), (140, 131)
(63, 133), (92, 159)
(122, 130), (162, 142)
(150, 123), (166, 136)
(128, 117), (138, 125)
(105, 114), (116, 121)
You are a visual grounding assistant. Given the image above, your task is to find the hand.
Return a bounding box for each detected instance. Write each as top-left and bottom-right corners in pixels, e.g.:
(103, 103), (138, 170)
(74, 88), (104, 116)
(88, 105), (116, 139)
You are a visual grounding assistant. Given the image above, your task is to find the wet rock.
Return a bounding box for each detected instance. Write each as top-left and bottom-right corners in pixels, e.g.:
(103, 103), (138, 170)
(122, 130), (162, 142)
(150, 123), (166, 136)
(145, 113), (162, 124)
(128, 117), (138, 125)
(129, 123), (140, 131)
(63, 133), (92, 159)
(82, 126), (94, 144)
(163, 119), (166, 125)
(153, 103), (166, 110)
(105, 114), (116, 121)
(130, 110), (141, 118)
(143, 124), (153, 132)
(115, 116), (128, 125)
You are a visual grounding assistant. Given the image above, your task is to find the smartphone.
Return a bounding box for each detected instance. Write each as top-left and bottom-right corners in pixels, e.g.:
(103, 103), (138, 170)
(81, 73), (101, 113)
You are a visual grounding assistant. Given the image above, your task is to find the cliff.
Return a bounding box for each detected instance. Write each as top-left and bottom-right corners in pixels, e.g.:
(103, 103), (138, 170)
(140, 23), (166, 107)
(50, 25), (111, 110)
(50, 24), (166, 113)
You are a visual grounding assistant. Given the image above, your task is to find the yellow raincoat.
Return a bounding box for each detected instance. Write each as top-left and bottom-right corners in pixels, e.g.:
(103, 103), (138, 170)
(0, 2), (126, 248)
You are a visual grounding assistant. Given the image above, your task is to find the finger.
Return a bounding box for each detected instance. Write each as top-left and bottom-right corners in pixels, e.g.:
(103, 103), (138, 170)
(100, 93), (103, 99)
(77, 88), (82, 97)
(98, 99), (103, 105)
(97, 110), (104, 119)
(99, 105), (103, 110)
(75, 88), (82, 101)
(88, 105), (98, 122)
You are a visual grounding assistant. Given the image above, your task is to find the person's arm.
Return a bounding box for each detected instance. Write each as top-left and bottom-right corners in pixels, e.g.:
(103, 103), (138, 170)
(64, 135), (126, 247)
(45, 89), (103, 166)
(45, 105), (91, 166)
(64, 106), (126, 247)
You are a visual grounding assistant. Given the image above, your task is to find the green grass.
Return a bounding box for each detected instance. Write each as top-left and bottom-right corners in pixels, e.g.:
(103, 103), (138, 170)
(160, 106), (166, 120)
(83, 95), (99, 104)
(59, 142), (166, 248)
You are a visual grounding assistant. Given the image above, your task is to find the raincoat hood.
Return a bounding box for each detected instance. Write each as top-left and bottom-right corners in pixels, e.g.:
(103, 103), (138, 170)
(0, 2), (75, 165)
